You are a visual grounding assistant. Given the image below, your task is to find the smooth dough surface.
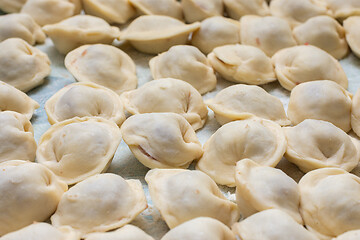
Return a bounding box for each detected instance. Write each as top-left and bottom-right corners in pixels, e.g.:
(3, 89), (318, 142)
(324, 0), (360, 19)
(351, 88), (360, 137)
(344, 16), (360, 59)
(224, 0), (270, 20)
(129, 0), (183, 20)
(0, 0), (27, 13)
(181, 0), (223, 23)
(334, 230), (360, 240)
(84, 225), (154, 240)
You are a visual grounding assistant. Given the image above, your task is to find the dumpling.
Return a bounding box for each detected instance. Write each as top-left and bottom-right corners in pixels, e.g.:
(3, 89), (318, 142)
(272, 45), (348, 91)
(284, 119), (360, 173)
(65, 44), (137, 94)
(0, 0), (27, 13)
(240, 15), (296, 56)
(343, 16), (360, 59)
(43, 15), (121, 54)
(0, 111), (37, 163)
(120, 78), (208, 131)
(235, 159), (302, 223)
(0, 13), (45, 45)
(208, 45), (276, 85)
(84, 225), (154, 240)
(21, 0), (82, 26)
(299, 168), (360, 239)
(51, 173), (147, 235)
(45, 82), (126, 125)
(334, 230), (360, 240)
(145, 169), (239, 228)
(293, 16), (348, 59)
(351, 88), (360, 137)
(82, 0), (135, 24)
(161, 217), (236, 240)
(323, 0), (360, 19)
(129, 0), (183, 20)
(121, 113), (203, 169)
(120, 15), (200, 54)
(224, 0), (270, 20)
(0, 81), (39, 120)
(196, 118), (287, 187)
(0, 160), (67, 236)
(0, 38), (51, 92)
(181, 0), (223, 23)
(288, 80), (352, 132)
(232, 209), (318, 240)
(206, 84), (289, 126)
(149, 45), (216, 94)
(191, 16), (241, 55)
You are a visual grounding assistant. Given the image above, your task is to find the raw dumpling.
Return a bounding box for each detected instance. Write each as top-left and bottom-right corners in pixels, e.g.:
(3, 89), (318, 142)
(196, 118), (287, 187)
(120, 78), (208, 131)
(232, 209), (318, 240)
(145, 169), (239, 228)
(21, 0), (81, 26)
(324, 0), (360, 19)
(293, 16), (348, 59)
(224, 0), (270, 20)
(129, 0), (183, 20)
(191, 16), (241, 55)
(43, 15), (121, 54)
(334, 230), (360, 240)
(235, 159), (302, 223)
(0, 13), (45, 45)
(181, 0), (223, 23)
(0, 111), (37, 163)
(206, 84), (289, 126)
(45, 82), (126, 125)
(351, 88), (360, 137)
(121, 113), (203, 169)
(0, 0), (27, 13)
(284, 119), (360, 173)
(65, 44), (137, 94)
(208, 45), (276, 85)
(272, 45), (348, 91)
(0, 160), (67, 236)
(36, 117), (121, 185)
(84, 225), (154, 240)
(240, 15), (296, 56)
(149, 45), (216, 94)
(82, 0), (135, 24)
(343, 16), (360, 59)
(288, 80), (352, 132)
(0, 38), (51, 92)
(161, 217), (236, 240)
(0, 81), (39, 120)
(51, 173), (147, 235)
(299, 168), (360, 239)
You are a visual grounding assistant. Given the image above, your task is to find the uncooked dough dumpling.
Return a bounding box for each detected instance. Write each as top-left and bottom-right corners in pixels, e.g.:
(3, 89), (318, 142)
(334, 230), (360, 240)
(299, 168), (360, 239)
(129, 0), (183, 20)
(206, 84), (289, 126)
(272, 45), (348, 91)
(224, 0), (270, 20)
(240, 15), (296, 56)
(65, 44), (137, 94)
(344, 16), (360, 59)
(324, 0), (360, 19)
(351, 88), (360, 137)
(0, 38), (51, 92)
(121, 113), (203, 169)
(120, 15), (200, 54)
(120, 78), (208, 131)
(161, 217), (236, 240)
(181, 0), (223, 23)
(0, 0), (27, 13)
(0, 81), (39, 120)
(45, 82), (126, 125)
(208, 45), (276, 85)
(145, 169), (239, 228)
(150, 45), (216, 94)
(43, 15), (121, 54)
(0, 111), (37, 163)
(84, 225), (154, 240)
(0, 160), (67, 236)
(288, 80), (352, 132)
(284, 119), (360, 173)
(293, 16), (349, 59)
(51, 173), (147, 235)
(196, 118), (287, 187)
(191, 16), (241, 55)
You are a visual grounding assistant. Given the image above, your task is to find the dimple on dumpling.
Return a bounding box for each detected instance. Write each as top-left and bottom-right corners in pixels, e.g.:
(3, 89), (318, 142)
(129, 0), (183, 20)
(43, 15), (121, 54)
(0, 38), (51, 92)
(120, 15), (200, 54)
(0, 0), (27, 13)
(224, 0), (270, 20)
(284, 119), (360, 173)
(334, 230), (360, 240)
(181, 0), (223, 23)
(145, 169), (239, 228)
(344, 16), (360, 59)
(83, 225), (154, 240)
(149, 45), (216, 94)
(323, 0), (360, 20)
(120, 78), (208, 131)
(51, 173), (147, 235)
(196, 118), (287, 187)
(36, 117), (121, 185)
(0, 160), (68, 236)
(351, 88), (360, 137)
(121, 113), (203, 169)
(272, 45), (348, 91)
(45, 82), (126, 125)
(208, 45), (276, 85)
(240, 15), (296, 56)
